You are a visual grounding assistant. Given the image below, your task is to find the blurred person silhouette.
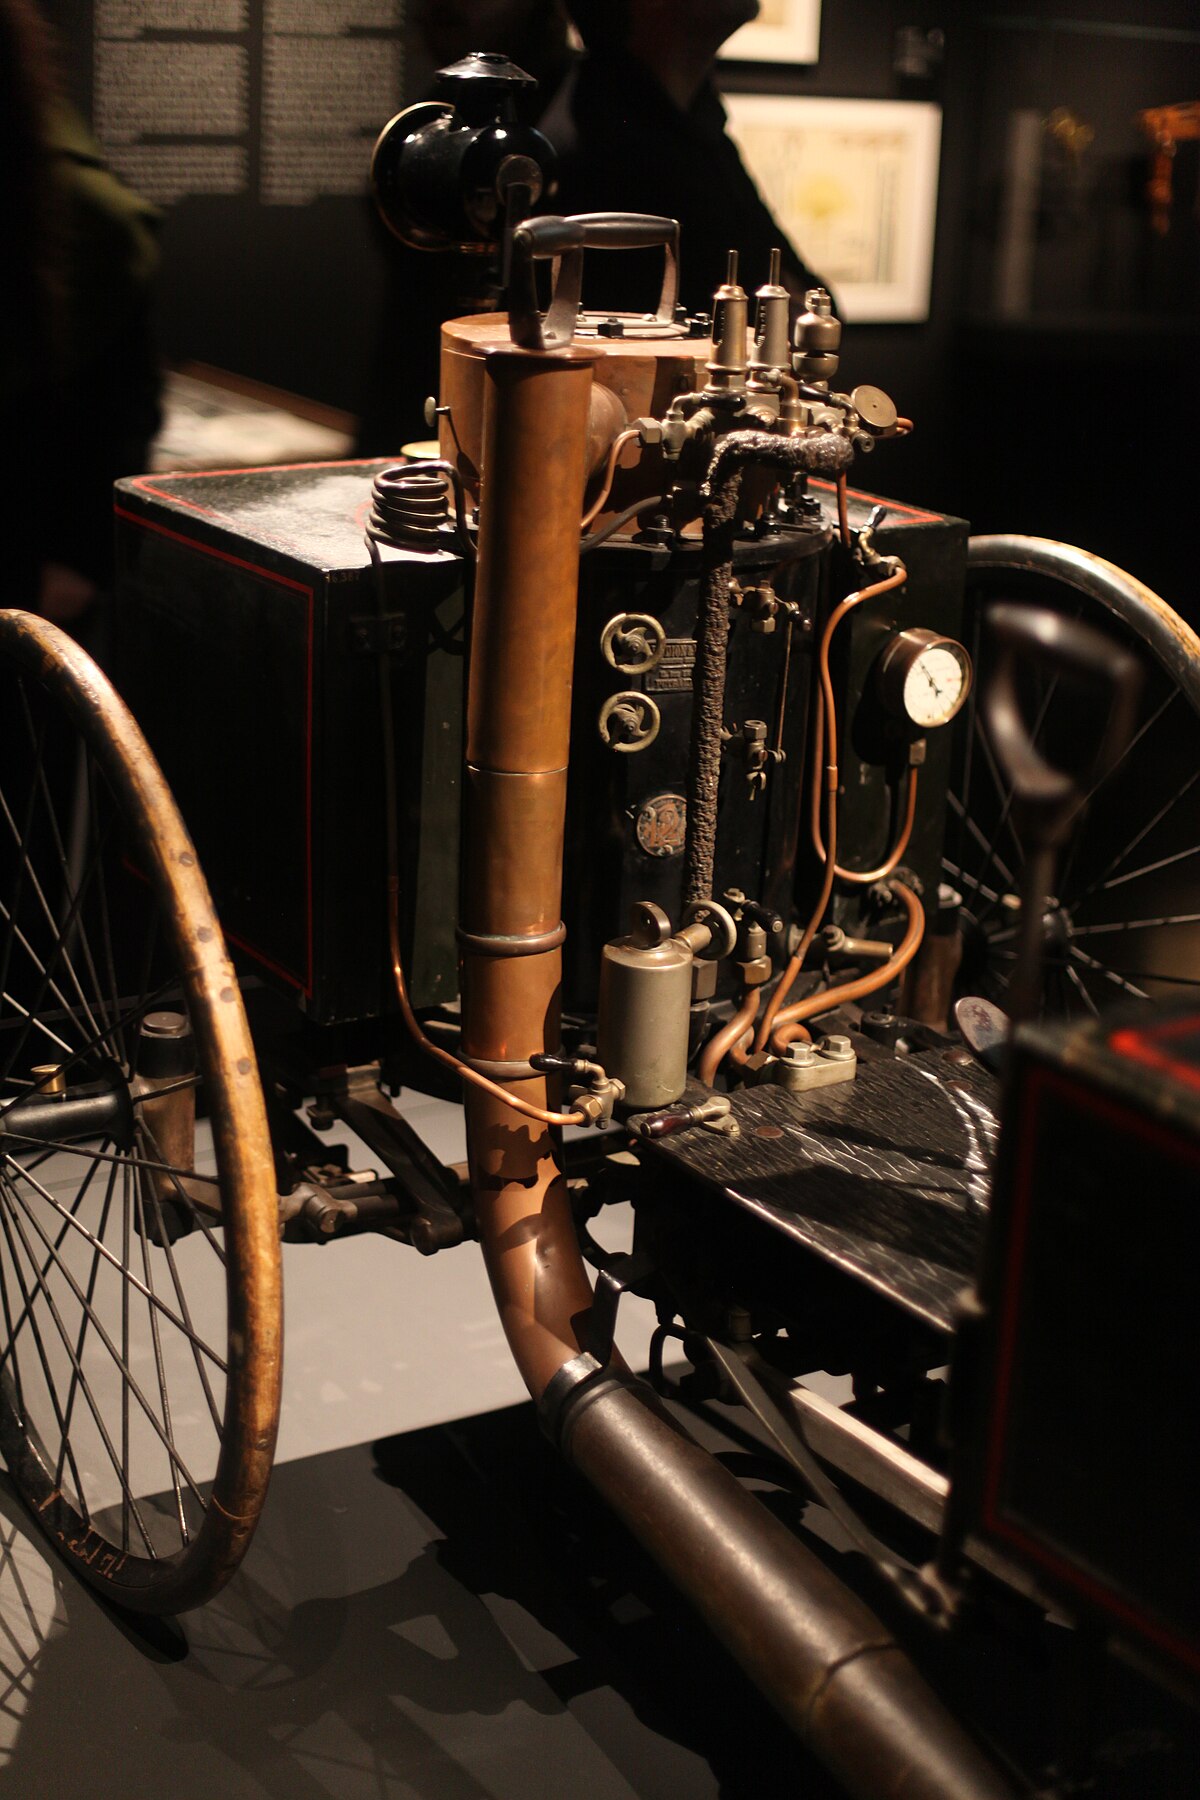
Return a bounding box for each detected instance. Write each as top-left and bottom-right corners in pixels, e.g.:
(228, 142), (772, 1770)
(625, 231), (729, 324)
(541, 0), (827, 315)
(1, 0), (161, 639)
(357, 0), (574, 455)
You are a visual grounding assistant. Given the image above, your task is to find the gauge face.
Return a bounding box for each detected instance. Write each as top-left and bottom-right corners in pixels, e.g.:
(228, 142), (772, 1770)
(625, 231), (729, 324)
(877, 629), (973, 732)
(903, 643), (970, 727)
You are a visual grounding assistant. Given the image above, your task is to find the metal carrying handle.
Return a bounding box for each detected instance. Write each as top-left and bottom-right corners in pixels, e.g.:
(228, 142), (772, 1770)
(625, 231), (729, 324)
(983, 603), (1141, 845)
(507, 211), (681, 351)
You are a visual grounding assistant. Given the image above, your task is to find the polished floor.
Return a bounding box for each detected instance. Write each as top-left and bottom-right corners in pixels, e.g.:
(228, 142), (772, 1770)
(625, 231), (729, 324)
(0, 1099), (830, 1798)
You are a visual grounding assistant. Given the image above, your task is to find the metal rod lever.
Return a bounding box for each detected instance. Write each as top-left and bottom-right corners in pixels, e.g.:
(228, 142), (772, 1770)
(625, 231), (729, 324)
(983, 604), (1140, 1023)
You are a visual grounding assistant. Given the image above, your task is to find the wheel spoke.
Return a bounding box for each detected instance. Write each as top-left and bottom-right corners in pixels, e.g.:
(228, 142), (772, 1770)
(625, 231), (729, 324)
(138, 1114), (229, 1269)
(0, 1168), (158, 1554)
(0, 1177), (90, 1515)
(1086, 841), (1200, 896)
(86, 754), (128, 1070)
(0, 1133), (221, 1191)
(0, 992), (75, 1059)
(1055, 689), (1180, 906)
(0, 1163), (209, 1513)
(0, 976), (181, 1121)
(1063, 961), (1101, 1018)
(1077, 964), (1200, 989)
(0, 769), (109, 1063)
(16, 682), (112, 1050)
(1066, 767), (1200, 915)
(0, 1149), (109, 1374)
(0, 1154), (227, 1371)
(944, 793), (1017, 890)
(0, 1204), (26, 1420)
(0, 719), (48, 1033)
(129, 1074), (202, 1106)
(54, 1159), (121, 1491)
(972, 708), (1026, 873)
(121, 1163), (131, 1553)
(139, 1128), (223, 1435)
(133, 1174), (188, 1544)
(0, 899), (106, 1047)
(941, 856), (1004, 911)
(1072, 912), (1200, 938)
(1068, 946), (1148, 1000)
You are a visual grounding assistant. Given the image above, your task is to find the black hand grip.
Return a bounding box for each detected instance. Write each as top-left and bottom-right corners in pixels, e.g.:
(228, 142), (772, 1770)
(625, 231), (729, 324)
(632, 1110), (692, 1140)
(514, 212), (677, 258)
(511, 215), (585, 260)
(529, 1051), (581, 1077)
(508, 211), (681, 351)
(983, 603), (1142, 839)
(568, 212), (679, 252)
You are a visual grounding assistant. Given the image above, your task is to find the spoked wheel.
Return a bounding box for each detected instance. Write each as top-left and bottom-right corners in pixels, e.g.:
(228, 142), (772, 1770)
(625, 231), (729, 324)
(0, 612), (281, 1613)
(944, 538), (1200, 1018)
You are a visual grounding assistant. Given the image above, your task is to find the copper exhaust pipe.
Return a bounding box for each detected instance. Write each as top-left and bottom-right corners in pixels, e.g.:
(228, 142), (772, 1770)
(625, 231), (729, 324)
(459, 345), (600, 1397)
(563, 1377), (1016, 1800)
(460, 338), (1015, 1800)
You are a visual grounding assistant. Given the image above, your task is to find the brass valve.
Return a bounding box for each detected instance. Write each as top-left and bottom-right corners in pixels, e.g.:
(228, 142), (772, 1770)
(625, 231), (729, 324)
(793, 286), (840, 385)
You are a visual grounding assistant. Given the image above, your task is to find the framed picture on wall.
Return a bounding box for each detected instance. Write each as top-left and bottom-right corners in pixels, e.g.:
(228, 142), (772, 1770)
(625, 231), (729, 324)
(719, 0), (821, 66)
(721, 95), (943, 322)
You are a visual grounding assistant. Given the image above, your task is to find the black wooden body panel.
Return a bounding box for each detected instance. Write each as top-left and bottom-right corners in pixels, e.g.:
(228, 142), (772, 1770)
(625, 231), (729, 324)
(645, 1049), (998, 1332)
(114, 461), (464, 1024)
(954, 1002), (1200, 1693)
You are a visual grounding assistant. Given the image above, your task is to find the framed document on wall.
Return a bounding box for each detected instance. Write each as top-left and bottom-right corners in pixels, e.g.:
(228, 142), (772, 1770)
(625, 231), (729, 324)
(719, 0), (821, 65)
(722, 94), (943, 322)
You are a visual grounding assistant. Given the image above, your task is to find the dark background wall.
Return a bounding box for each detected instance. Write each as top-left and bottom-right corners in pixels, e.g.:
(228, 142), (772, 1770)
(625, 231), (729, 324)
(47, 0), (1200, 613)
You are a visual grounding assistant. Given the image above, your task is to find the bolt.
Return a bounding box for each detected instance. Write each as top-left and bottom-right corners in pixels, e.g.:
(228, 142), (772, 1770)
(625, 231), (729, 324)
(786, 1041), (818, 1065)
(726, 1305), (753, 1344)
(30, 1062), (67, 1096)
(819, 1035), (855, 1062)
(143, 1011), (189, 1038)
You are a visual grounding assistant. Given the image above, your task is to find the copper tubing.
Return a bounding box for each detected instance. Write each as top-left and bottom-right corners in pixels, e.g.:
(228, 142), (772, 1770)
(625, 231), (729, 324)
(580, 426), (640, 529)
(696, 987), (761, 1086)
(837, 471), (851, 548)
(755, 563), (908, 1052)
(770, 879), (925, 1052)
(385, 879), (586, 1129)
(461, 345), (601, 1395)
(812, 752), (920, 883)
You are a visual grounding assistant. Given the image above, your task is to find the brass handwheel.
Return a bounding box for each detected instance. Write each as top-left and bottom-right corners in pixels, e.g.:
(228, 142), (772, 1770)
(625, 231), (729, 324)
(0, 613), (281, 1613)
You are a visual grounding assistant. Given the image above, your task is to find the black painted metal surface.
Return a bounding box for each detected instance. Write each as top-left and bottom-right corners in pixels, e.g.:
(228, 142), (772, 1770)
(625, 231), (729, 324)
(114, 461), (465, 1024)
(646, 1050), (999, 1331)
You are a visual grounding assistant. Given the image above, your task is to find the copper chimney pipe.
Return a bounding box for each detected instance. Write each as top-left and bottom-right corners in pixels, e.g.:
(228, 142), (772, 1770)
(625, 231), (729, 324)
(458, 334), (1015, 1800)
(459, 344), (600, 1396)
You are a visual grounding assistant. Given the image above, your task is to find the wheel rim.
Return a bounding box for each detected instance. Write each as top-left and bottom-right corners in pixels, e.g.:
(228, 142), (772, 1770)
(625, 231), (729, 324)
(0, 612), (281, 1612)
(944, 541), (1200, 1020)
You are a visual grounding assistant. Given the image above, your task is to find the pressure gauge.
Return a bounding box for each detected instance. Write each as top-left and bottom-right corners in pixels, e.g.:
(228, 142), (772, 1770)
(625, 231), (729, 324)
(876, 628), (972, 731)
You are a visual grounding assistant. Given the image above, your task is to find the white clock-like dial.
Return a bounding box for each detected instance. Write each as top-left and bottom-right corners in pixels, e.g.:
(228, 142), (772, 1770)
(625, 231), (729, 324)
(876, 628), (973, 732)
(902, 643), (969, 728)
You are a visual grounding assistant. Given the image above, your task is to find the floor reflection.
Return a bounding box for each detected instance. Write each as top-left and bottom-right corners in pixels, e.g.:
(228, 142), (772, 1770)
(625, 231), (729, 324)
(0, 1403), (822, 1799)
